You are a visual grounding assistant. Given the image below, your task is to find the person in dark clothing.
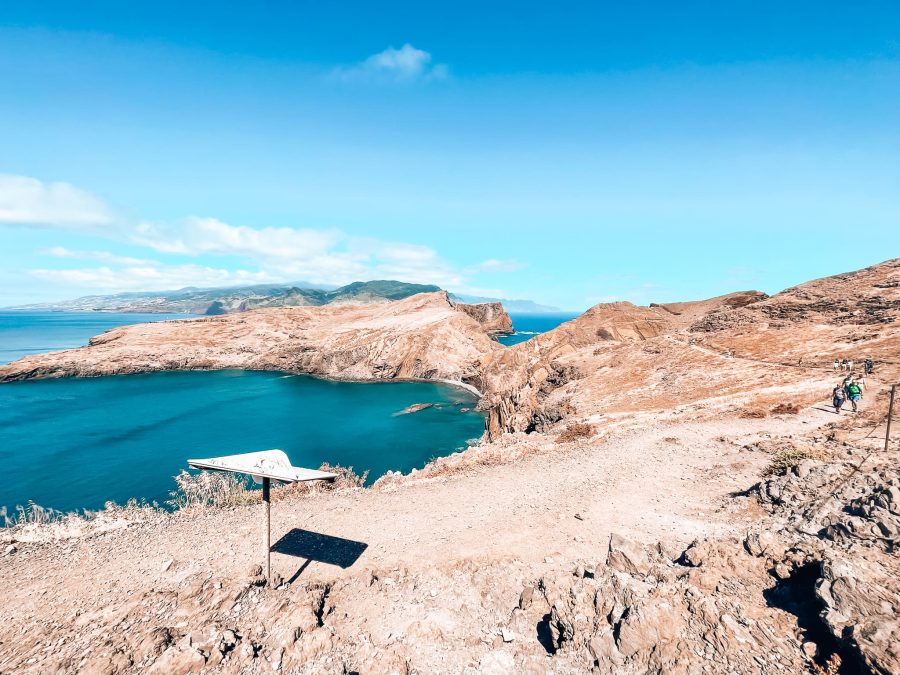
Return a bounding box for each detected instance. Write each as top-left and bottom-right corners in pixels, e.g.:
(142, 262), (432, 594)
(832, 384), (846, 414)
(864, 358), (874, 375)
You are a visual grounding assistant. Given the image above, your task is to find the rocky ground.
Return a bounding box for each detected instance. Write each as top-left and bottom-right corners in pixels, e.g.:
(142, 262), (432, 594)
(1, 259), (898, 674)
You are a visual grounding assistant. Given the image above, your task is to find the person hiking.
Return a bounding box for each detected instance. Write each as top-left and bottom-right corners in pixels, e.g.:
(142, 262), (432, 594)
(840, 358), (848, 372)
(865, 358), (874, 375)
(847, 359), (854, 373)
(833, 358), (840, 371)
(832, 384), (846, 414)
(846, 380), (863, 412)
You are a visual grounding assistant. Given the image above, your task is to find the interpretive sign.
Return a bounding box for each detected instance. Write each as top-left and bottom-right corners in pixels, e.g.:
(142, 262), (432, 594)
(188, 449), (336, 582)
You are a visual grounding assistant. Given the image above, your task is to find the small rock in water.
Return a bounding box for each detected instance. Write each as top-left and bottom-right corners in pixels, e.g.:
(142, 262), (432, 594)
(395, 403), (434, 415)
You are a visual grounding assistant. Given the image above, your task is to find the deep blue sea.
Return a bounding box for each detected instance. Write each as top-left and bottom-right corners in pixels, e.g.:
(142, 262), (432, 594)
(0, 370), (483, 515)
(0, 311), (486, 515)
(498, 313), (579, 346)
(0, 311), (196, 364)
(0, 309), (573, 516)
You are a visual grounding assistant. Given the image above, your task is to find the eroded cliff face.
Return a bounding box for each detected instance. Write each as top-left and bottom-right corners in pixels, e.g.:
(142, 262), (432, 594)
(0, 292), (506, 389)
(450, 300), (514, 336)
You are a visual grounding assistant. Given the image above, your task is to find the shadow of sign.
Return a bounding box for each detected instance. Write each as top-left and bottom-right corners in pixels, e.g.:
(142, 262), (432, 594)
(272, 528), (368, 579)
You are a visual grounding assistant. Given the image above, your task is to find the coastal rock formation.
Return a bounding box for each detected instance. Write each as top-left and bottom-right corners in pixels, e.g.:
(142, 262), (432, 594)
(0, 292), (506, 388)
(450, 299), (514, 336)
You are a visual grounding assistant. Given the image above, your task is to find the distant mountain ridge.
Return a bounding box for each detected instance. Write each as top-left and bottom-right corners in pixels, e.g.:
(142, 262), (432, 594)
(10, 281), (560, 316)
(11, 281), (443, 315)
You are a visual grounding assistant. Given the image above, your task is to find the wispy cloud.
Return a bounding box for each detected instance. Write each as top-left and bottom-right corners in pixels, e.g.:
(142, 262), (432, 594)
(30, 264), (274, 292)
(0, 175), (116, 230)
(468, 258), (525, 273)
(6, 173), (520, 298)
(41, 246), (158, 267)
(333, 44), (448, 83)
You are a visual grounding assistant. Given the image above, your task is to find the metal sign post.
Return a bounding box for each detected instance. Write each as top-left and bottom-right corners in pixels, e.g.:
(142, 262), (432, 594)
(263, 476), (271, 582)
(188, 450), (336, 583)
(886, 384), (897, 454)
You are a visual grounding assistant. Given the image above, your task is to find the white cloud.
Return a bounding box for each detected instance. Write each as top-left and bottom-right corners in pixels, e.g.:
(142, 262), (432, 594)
(0, 175), (116, 229)
(469, 258), (525, 273)
(334, 44), (448, 83)
(8, 174), (529, 299)
(41, 246), (158, 266)
(30, 264), (274, 292)
(133, 217), (341, 261)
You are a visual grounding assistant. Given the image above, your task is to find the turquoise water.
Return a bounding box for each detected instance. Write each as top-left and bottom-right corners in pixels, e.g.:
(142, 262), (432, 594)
(0, 311), (196, 364)
(498, 313), (579, 346)
(0, 370), (484, 515)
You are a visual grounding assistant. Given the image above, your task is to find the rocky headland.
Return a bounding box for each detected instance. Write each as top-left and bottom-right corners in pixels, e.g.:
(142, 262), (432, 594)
(1, 259), (899, 674)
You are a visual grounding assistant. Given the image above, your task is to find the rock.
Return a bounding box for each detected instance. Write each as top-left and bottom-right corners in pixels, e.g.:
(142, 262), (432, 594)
(518, 586), (535, 610)
(221, 629), (237, 649)
(395, 403), (434, 415)
(161, 558), (173, 572)
(5, 544), (16, 555)
(148, 646), (206, 675)
(501, 628), (515, 642)
(802, 641), (818, 659)
(247, 564), (267, 587)
(744, 531), (781, 558)
(773, 563), (792, 580)
(680, 539), (714, 567)
(607, 533), (652, 575)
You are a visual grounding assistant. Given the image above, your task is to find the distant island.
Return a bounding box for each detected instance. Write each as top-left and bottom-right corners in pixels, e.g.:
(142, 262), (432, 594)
(8, 280), (562, 316)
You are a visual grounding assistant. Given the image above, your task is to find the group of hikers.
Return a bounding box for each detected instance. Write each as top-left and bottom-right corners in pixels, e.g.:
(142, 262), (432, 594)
(831, 358), (873, 414)
(833, 357), (874, 375)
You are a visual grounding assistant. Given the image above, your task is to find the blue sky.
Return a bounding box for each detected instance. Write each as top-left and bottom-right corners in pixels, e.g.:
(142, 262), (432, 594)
(1, 2), (898, 310)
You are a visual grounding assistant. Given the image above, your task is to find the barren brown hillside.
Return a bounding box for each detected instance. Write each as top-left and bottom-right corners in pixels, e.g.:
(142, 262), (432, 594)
(0, 260), (898, 674)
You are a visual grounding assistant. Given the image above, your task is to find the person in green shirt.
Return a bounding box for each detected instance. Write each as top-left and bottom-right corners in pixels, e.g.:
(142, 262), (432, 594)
(846, 381), (863, 412)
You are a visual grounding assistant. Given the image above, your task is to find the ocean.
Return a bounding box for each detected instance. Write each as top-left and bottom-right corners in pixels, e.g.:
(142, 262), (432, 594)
(0, 370), (484, 515)
(0, 311), (197, 364)
(0, 309), (574, 516)
(498, 313), (579, 346)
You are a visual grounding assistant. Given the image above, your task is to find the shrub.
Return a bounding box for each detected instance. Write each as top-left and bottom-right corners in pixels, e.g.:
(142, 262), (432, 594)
(765, 448), (812, 476)
(557, 423), (595, 444)
(770, 402), (800, 415)
(167, 470), (255, 509)
(1, 502), (66, 527)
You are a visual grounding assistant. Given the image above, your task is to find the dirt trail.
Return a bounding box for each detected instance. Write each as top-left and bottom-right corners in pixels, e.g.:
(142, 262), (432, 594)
(1, 406), (835, 620)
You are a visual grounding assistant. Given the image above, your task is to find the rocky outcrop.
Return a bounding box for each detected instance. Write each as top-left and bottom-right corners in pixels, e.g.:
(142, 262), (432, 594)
(479, 258), (900, 438)
(450, 300), (514, 336)
(0, 292), (505, 389)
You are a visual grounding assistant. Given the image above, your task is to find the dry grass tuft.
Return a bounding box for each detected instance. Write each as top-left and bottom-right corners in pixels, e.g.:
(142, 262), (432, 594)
(764, 446), (825, 476)
(770, 402), (801, 415)
(167, 470), (255, 509)
(556, 423), (595, 444)
(741, 406), (769, 419)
